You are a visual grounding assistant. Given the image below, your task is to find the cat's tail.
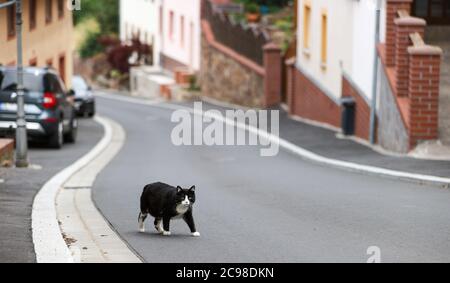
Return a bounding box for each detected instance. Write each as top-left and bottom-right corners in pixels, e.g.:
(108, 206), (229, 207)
(140, 185), (152, 216)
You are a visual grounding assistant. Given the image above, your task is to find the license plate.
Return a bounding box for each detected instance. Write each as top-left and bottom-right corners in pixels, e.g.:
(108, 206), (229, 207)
(0, 103), (42, 114)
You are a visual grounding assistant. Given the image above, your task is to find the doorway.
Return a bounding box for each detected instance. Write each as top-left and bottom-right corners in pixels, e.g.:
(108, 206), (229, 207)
(413, 0), (450, 25)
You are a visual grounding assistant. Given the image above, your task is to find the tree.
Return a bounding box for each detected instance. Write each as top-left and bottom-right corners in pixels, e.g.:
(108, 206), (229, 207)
(73, 0), (119, 35)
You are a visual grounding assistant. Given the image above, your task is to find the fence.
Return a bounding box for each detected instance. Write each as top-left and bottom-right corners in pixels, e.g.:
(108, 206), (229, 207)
(203, 0), (270, 66)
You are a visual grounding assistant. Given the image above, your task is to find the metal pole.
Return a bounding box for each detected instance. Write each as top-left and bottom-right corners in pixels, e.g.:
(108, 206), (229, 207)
(15, 0), (29, 167)
(370, 0), (382, 145)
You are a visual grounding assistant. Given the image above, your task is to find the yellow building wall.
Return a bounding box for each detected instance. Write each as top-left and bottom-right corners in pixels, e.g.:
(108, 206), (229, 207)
(0, 0), (74, 87)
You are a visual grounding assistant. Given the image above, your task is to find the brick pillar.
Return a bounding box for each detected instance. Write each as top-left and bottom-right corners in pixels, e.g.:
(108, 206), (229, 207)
(263, 43), (282, 108)
(394, 16), (426, 97)
(285, 57), (296, 115)
(407, 45), (442, 148)
(386, 0), (413, 67)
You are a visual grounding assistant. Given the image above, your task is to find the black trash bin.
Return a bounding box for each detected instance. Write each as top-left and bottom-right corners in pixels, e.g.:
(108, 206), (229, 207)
(341, 97), (355, 136)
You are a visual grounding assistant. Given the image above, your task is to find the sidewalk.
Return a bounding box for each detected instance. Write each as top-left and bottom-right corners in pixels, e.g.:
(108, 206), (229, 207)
(0, 119), (103, 263)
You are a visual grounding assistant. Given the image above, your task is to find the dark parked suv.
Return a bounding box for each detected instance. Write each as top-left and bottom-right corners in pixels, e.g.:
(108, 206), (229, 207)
(0, 66), (78, 148)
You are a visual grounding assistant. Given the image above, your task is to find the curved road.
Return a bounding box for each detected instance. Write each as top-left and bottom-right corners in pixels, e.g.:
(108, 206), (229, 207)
(94, 94), (450, 263)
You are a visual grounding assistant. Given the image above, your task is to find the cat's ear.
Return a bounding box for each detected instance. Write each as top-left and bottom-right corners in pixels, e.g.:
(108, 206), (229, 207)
(189, 185), (196, 192)
(176, 186), (183, 193)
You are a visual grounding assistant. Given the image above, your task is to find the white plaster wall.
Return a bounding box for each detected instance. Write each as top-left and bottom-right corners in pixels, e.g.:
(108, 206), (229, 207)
(296, 0), (388, 101)
(296, 0), (354, 100)
(161, 0), (201, 71)
(351, 0), (378, 99)
(120, 0), (162, 66)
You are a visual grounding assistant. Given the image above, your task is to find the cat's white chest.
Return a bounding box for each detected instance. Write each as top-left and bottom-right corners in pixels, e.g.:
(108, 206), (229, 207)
(174, 204), (189, 219)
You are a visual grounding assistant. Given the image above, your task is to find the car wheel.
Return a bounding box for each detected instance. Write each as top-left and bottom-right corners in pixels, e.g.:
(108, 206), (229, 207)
(49, 120), (64, 149)
(65, 118), (78, 143)
(88, 104), (96, 118)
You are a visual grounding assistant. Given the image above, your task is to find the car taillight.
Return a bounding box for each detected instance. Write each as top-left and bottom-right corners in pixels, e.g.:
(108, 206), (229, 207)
(43, 92), (57, 109)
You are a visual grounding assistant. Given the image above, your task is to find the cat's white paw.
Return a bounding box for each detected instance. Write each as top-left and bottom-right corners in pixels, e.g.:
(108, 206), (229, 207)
(139, 227), (145, 233)
(162, 231), (171, 236)
(192, 232), (201, 237)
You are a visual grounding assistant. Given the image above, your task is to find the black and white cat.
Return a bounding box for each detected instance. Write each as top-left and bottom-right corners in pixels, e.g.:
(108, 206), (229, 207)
(138, 182), (200, 237)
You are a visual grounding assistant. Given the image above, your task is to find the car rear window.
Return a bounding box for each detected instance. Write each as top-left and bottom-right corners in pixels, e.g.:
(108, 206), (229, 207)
(0, 71), (44, 92)
(72, 76), (88, 91)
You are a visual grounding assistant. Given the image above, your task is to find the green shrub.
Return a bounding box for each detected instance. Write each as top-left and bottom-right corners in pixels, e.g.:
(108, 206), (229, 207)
(245, 3), (259, 14)
(79, 31), (104, 59)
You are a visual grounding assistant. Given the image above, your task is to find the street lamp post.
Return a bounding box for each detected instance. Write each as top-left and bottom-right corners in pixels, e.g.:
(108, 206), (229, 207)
(14, 0), (28, 167)
(0, 0), (28, 167)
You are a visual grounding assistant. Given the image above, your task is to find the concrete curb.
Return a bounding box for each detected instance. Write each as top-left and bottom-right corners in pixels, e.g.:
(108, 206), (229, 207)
(32, 116), (113, 263)
(95, 91), (450, 188)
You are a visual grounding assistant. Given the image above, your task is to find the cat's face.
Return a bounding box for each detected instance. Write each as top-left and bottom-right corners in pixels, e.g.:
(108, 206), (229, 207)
(176, 186), (196, 207)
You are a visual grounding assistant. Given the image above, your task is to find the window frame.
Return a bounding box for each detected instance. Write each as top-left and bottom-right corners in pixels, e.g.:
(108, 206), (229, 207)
(45, 0), (53, 24)
(169, 11), (175, 41)
(320, 11), (328, 69)
(57, 0), (65, 19)
(302, 3), (311, 55)
(180, 15), (185, 47)
(29, 0), (37, 31)
(7, 4), (16, 40)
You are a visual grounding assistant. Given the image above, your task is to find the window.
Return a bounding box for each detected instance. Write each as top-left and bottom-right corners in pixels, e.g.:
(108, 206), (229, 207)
(30, 0), (37, 30)
(169, 11), (174, 40)
(180, 16), (185, 47)
(46, 0), (53, 24)
(7, 5), (16, 39)
(303, 4), (311, 51)
(59, 54), (66, 83)
(57, 0), (64, 19)
(159, 6), (163, 35)
(321, 13), (328, 67)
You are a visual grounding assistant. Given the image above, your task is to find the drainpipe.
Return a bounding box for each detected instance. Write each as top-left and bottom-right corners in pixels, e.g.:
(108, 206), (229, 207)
(370, 0), (382, 145)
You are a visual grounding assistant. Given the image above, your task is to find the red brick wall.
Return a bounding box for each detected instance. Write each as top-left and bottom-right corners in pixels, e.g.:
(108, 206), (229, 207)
(342, 77), (372, 141)
(263, 43), (282, 107)
(386, 0), (413, 66)
(290, 67), (341, 128)
(408, 48), (442, 148)
(394, 17), (425, 97)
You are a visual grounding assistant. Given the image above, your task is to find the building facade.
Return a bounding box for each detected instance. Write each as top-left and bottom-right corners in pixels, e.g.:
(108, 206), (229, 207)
(119, 0), (162, 66)
(289, 0), (446, 153)
(160, 0), (201, 72)
(0, 0), (74, 86)
(120, 0), (201, 73)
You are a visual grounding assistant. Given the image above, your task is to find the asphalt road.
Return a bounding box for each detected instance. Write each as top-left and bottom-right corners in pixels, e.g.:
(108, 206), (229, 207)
(0, 118), (103, 263)
(94, 94), (450, 263)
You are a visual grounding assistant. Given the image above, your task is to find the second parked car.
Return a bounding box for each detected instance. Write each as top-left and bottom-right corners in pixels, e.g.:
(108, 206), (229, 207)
(72, 76), (96, 117)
